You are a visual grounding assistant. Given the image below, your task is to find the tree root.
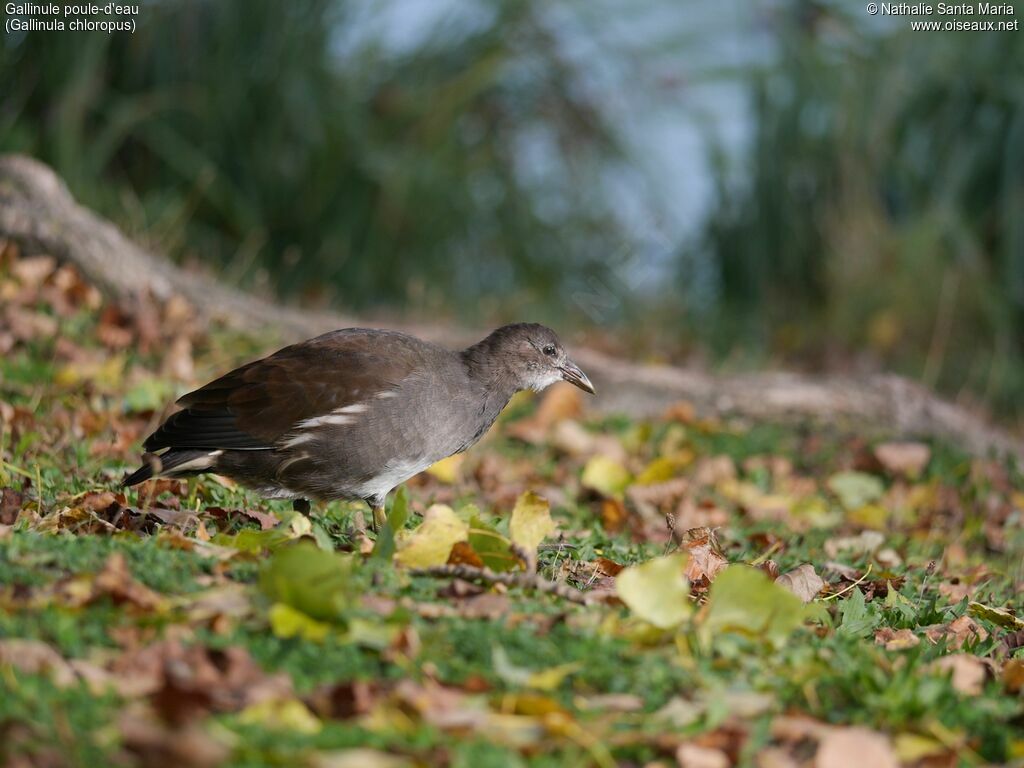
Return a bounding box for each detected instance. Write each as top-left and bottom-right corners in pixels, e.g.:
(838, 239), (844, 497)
(2, 153), (1021, 462)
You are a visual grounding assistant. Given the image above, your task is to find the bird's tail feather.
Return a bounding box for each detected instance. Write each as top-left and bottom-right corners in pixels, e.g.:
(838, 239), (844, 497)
(121, 449), (221, 487)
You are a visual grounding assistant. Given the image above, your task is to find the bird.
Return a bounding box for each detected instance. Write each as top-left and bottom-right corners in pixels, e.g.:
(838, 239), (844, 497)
(122, 323), (595, 530)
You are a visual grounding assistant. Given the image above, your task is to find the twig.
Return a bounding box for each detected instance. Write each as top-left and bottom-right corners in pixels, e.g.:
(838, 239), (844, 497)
(410, 564), (592, 605)
(823, 563), (873, 601)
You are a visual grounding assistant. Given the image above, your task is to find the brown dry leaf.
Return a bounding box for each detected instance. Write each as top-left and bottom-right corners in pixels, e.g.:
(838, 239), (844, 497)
(507, 383), (582, 444)
(930, 654), (987, 695)
(307, 680), (384, 720)
(4, 305), (59, 341)
(391, 679), (485, 730)
(756, 747), (800, 768)
(11, 253), (57, 288)
(119, 705), (230, 768)
(664, 400), (697, 423)
(241, 508), (280, 531)
(775, 564), (824, 603)
(678, 527), (728, 588)
(0, 639), (77, 686)
(823, 530), (884, 559)
(814, 726), (898, 768)
(92, 552), (166, 612)
(938, 580), (970, 602)
(874, 441), (931, 477)
(0, 487), (23, 525)
(451, 593), (511, 620)
(163, 335), (194, 381)
(111, 639), (293, 722)
(1002, 658), (1024, 694)
(310, 749), (412, 768)
(923, 615), (988, 649)
(874, 628), (920, 651)
(593, 556), (625, 577)
(628, 477), (690, 514)
(677, 743), (730, 768)
(692, 455), (737, 487)
(447, 541), (486, 568)
(600, 497), (629, 533)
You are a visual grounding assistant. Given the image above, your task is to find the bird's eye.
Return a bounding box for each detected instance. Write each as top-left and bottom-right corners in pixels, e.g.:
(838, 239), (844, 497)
(542, 345), (557, 357)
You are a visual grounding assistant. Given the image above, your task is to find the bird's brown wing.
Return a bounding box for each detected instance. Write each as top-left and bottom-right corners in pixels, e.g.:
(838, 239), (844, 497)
(143, 329), (429, 452)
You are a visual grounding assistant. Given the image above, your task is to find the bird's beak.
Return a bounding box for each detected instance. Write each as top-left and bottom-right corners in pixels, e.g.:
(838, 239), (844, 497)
(559, 359), (595, 394)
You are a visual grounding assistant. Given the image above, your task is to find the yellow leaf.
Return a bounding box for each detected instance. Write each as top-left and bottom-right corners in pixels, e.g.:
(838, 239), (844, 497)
(426, 454), (463, 484)
(848, 503), (888, 530)
(528, 662), (582, 691)
(634, 451), (693, 485)
(615, 554), (691, 629)
(238, 698), (322, 734)
(969, 601), (1024, 630)
(269, 602), (330, 641)
(55, 355), (125, 390)
(509, 491), (556, 556)
(395, 504), (469, 568)
(581, 456), (632, 498)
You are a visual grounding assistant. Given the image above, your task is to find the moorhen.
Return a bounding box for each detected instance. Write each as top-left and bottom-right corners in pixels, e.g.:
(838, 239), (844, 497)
(123, 323), (594, 529)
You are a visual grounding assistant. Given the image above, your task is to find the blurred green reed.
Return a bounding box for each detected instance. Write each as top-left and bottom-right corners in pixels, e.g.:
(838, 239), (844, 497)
(694, 1), (1023, 423)
(0, 0), (620, 322)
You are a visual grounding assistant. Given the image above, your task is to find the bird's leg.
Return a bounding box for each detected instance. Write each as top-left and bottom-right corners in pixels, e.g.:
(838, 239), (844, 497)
(292, 498), (311, 515)
(371, 504), (387, 533)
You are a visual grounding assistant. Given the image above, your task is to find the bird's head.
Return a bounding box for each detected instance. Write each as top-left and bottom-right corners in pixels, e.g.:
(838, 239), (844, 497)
(466, 323), (595, 395)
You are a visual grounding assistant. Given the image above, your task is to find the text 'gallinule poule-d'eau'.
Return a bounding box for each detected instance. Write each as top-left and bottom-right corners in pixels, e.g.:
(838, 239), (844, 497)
(123, 323), (595, 530)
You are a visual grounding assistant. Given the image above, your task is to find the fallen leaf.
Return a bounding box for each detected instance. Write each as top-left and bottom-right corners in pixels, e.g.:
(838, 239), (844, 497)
(678, 527), (729, 587)
(923, 615), (988, 650)
(241, 508), (280, 531)
(635, 451), (693, 485)
(0, 639), (77, 686)
(0, 487), (23, 525)
(260, 542), (357, 622)
(310, 749), (412, 768)
(1003, 658), (1024, 694)
(930, 654), (987, 695)
(269, 602), (332, 641)
(701, 566), (806, 648)
(824, 530), (885, 559)
(447, 540), (485, 568)
(426, 454), (463, 484)
(874, 628), (920, 651)
(827, 471), (884, 510)
(874, 442), (931, 477)
(492, 645), (581, 691)
(677, 743), (730, 768)
(581, 455), (632, 498)
(815, 726), (898, 768)
(509, 491), (556, 558)
(968, 601), (1024, 630)
(775, 564), (825, 603)
(238, 697), (322, 733)
(507, 383), (582, 443)
(395, 504), (469, 568)
(616, 553), (691, 629)
(91, 552), (166, 612)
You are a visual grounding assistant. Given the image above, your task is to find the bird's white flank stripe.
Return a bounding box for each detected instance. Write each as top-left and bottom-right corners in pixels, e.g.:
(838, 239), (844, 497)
(333, 403), (368, 415)
(282, 432), (315, 448)
(296, 413), (353, 429)
(376, 391), (398, 399)
(172, 450), (223, 473)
